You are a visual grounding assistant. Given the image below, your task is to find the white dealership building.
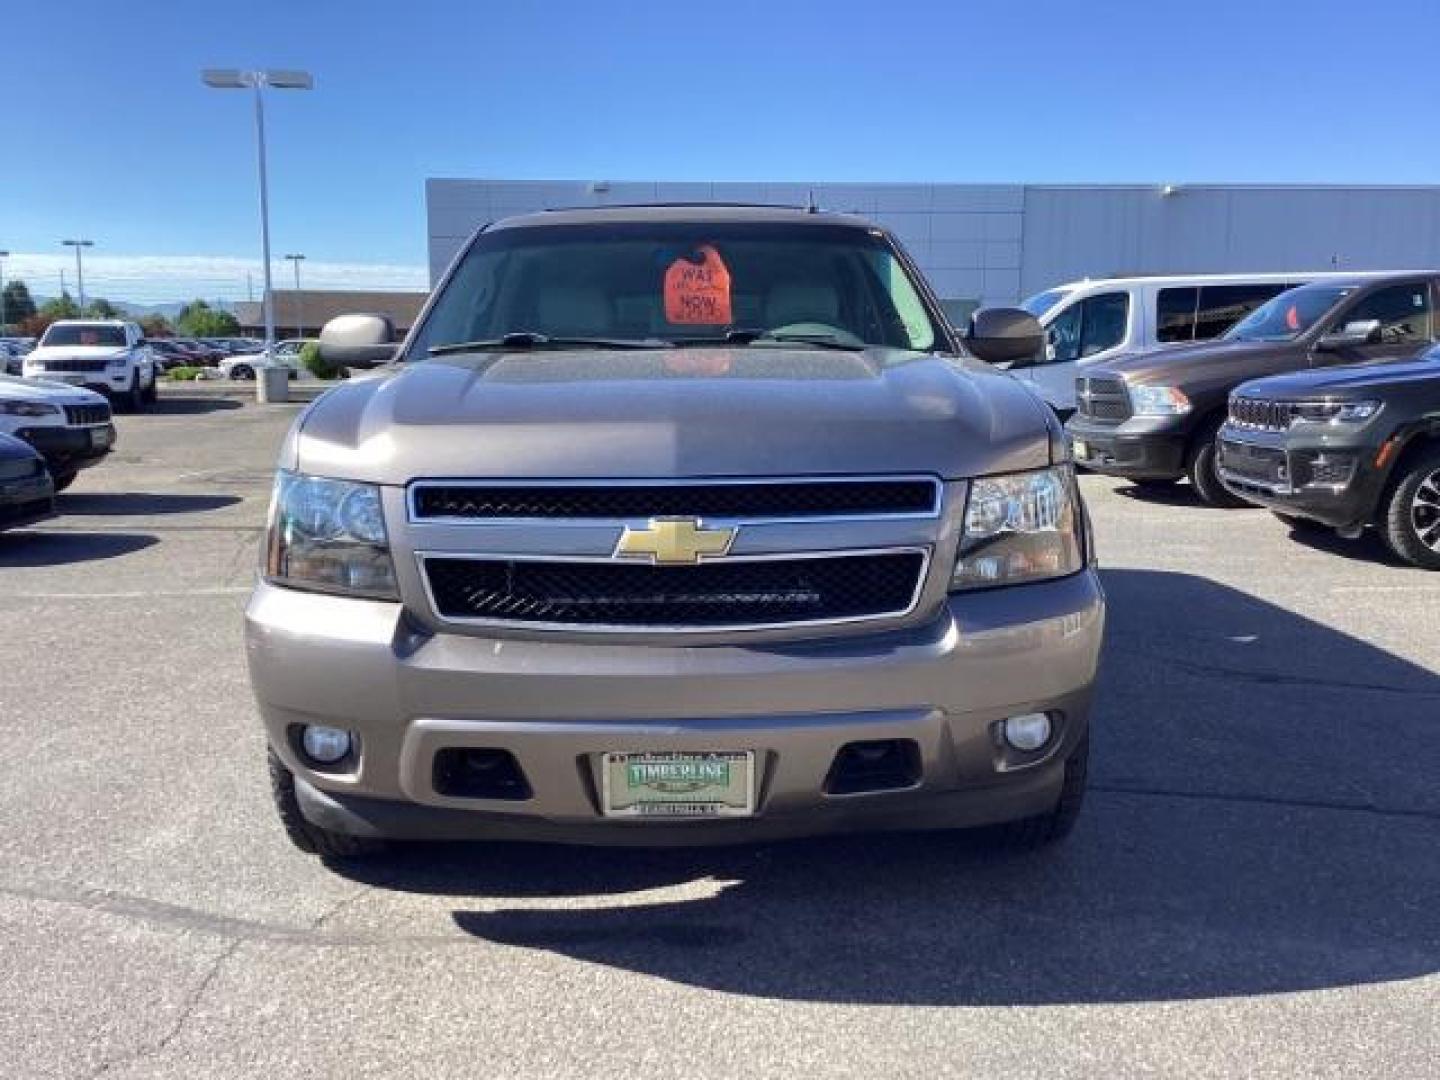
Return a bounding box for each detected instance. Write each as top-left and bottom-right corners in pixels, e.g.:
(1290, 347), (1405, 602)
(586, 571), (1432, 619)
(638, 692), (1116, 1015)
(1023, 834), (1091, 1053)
(426, 179), (1440, 321)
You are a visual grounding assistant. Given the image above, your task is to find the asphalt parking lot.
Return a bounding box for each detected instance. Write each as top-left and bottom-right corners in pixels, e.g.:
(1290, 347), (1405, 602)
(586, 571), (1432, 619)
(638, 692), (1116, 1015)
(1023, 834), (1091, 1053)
(1, 396), (1436, 1079)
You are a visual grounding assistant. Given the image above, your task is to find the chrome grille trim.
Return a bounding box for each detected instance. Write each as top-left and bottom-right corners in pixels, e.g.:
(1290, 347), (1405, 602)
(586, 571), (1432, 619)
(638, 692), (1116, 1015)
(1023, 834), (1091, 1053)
(1229, 397), (1297, 432)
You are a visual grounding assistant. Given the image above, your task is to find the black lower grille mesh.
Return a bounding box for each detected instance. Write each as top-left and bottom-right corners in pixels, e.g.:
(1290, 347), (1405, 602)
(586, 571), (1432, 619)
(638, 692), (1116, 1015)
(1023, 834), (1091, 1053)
(423, 552), (926, 628)
(411, 480), (937, 520)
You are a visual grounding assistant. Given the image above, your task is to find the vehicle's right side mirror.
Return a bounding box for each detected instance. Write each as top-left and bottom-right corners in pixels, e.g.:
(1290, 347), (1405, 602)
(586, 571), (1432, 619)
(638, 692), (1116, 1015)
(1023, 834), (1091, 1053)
(1316, 319), (1382, 351)
(317, 314), (398, 369)
(965, 307), (1045, 367)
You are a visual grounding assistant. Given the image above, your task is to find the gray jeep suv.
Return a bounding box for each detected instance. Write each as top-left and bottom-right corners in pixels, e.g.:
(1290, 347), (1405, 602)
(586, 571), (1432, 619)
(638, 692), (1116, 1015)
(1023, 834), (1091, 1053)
(246, 205), (1105, 858)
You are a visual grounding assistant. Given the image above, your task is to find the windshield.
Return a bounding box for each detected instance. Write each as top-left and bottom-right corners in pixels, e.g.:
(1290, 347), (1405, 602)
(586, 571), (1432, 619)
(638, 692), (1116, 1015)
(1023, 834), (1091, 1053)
(1021, 288), (1072, 319)
(411, 221), (948, 356)
(1224, 284), (1355, 342)
(41, 323), (127, 348)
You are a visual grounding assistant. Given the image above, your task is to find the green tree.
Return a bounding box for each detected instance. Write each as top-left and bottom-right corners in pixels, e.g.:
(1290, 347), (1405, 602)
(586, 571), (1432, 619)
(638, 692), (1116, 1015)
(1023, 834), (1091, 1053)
(87, 297), (121, 319)
(40, 292), (79, 319)
(2, 279), (38, 330)
(138, 313), (173, 338)
(175, 299), (240, 337)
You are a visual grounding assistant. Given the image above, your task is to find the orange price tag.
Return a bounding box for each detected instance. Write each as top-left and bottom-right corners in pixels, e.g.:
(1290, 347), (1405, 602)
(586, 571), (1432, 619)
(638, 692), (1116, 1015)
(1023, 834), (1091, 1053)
(664, 245), (733, 325)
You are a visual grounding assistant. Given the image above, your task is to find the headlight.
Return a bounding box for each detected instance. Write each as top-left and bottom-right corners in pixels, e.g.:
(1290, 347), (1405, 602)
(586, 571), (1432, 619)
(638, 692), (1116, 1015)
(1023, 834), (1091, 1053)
(264, 471), (398, 599)
(1129, 384), (1191, 416)
(1292, 400), (1380, 424)
(0, 400), (60, 417)
(952, 466), (1085, 591)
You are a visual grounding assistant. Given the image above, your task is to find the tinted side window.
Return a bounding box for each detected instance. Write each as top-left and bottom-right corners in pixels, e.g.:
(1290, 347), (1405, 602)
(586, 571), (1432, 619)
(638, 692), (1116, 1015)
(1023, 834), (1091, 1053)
(1340, 283), (1432, 344)
(1193, 285), (1290, 340)
(1079, 292), (1129, 357)
(1044, 292), (1129, 363)
(1156, 287), (1198, 343)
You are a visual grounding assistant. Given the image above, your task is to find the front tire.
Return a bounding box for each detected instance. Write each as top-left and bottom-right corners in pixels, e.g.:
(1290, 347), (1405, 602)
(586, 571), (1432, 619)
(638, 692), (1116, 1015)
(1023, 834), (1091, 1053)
(268, 748), (388, 860)
(51, 471), (77, 493)
(1187, 426), (1248, 507)
(121, 372), (146, 414)
(990, 735), (1089, 849)
(1382, 446), (1440, 570)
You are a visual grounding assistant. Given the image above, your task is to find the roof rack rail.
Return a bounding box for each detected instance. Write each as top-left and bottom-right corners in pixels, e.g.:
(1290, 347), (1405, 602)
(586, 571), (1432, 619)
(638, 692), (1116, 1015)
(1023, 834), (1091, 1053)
(538, 201), (814, 212)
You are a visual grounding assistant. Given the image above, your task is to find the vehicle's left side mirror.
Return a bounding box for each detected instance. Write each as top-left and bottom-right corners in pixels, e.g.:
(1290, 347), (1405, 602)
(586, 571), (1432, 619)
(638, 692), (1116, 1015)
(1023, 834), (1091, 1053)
(1316, 319), (1382, 351)
(318, 314), (398, 369)
(965, 307), (1045, 367)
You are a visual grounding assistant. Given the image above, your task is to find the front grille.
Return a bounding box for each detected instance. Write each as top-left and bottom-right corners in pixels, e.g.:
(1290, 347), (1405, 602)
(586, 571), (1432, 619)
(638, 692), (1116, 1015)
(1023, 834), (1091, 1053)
(422, 551), (927, 629)
(1075, 376), (1132, 422)
(1219, 440), (1287, 486)
(63, 402), (112, 427)
(39, 358), (107, 373)
(411, 478), (938, 521)
(1229, 397), (1295, 431)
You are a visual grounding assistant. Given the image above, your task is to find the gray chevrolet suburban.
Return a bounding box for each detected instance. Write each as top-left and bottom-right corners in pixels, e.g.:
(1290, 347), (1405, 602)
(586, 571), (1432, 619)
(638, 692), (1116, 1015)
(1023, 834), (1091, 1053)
(245, 205), (1105, 858)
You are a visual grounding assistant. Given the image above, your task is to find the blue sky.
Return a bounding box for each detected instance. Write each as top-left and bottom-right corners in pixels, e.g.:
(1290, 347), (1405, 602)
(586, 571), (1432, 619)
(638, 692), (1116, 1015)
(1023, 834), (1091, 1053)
(4, 0), (1440, 302)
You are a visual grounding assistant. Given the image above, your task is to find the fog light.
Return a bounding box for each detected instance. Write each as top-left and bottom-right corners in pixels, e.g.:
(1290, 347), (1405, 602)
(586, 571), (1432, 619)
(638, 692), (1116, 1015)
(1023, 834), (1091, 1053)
(301, 725), (352, 764)
(1002, 712), (1052, 752)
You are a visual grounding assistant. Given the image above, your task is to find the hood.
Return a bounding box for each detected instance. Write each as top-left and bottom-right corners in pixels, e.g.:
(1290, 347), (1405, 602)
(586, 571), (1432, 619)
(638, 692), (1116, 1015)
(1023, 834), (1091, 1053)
(291, 347), (1053, 484)
(0, 373), (109, 403)
(0, 431), (42, 460)
(28, 344), (129, 359)
(1096, 338), (1295, 386)
(1237, 354), (1440, 400)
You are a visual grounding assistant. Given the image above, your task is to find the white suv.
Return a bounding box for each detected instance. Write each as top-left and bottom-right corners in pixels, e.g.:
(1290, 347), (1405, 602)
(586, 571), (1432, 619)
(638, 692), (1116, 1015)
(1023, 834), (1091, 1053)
(0, 374), (115, 490)
(23, 320), (158, 412)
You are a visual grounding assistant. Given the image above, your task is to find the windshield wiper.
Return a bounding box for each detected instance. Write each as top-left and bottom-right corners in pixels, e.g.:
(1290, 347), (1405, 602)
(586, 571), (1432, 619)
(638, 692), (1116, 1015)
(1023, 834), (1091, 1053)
(678, 328), (867, 352)
(428, 332), (669, 356)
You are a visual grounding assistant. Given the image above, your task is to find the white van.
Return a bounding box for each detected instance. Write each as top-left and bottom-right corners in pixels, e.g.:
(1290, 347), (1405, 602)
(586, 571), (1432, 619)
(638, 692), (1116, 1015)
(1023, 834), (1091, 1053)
(1013, 273), (1364, 413)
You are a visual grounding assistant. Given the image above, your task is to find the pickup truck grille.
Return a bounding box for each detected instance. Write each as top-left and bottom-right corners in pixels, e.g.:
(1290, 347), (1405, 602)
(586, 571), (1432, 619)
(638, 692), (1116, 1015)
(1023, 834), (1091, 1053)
(421, 551), (927, 630)
(1075, 376), (1132, 422)
(1229, 397), (1295, 431)
(36, 358), (108, 373)
(410, 478), (939, 521)
(63, 403), (112, 427)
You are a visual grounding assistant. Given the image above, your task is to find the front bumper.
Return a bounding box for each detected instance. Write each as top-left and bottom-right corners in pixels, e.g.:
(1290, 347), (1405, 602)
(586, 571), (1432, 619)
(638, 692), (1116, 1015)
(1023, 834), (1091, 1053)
(0, 472), (56, 530)
(246, 571), (1105, 845)
(15, 424), (116, 471)
(1216, 427), (1385, 529)
(1065, 415), (1189, 480)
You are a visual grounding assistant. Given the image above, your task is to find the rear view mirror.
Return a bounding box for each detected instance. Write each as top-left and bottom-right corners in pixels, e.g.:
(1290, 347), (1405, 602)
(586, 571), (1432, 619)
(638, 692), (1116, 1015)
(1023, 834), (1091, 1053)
(1317, 319), (1382, 351)
(965, 307), (1045, 367)
(318, 314), (398, 369)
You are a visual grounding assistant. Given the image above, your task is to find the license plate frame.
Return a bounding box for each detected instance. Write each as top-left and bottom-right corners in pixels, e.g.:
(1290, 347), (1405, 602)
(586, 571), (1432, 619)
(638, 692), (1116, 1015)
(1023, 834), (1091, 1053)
(600, 750), (756, 819)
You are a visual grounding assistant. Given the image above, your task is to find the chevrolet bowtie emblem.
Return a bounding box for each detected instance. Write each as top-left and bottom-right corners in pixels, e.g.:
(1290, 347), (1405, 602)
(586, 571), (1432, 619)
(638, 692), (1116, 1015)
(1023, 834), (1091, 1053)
(615, 517), (737, 565)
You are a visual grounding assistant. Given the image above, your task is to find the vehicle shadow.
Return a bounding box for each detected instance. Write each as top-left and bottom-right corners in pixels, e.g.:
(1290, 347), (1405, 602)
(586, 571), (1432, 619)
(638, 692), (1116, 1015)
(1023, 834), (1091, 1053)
(1278, 520), (1410, 568)
(57, 492), (242, 516)
(146, 397), (244, 415)
(332, 569), (1440, 1006)
(0, 531), (158, 566)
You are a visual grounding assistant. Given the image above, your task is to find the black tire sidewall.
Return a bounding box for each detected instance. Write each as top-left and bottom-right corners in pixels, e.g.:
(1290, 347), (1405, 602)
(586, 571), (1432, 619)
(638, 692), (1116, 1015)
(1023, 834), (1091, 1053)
(1188, 427), (1247, 508)
(1383, 448), (1440, 569)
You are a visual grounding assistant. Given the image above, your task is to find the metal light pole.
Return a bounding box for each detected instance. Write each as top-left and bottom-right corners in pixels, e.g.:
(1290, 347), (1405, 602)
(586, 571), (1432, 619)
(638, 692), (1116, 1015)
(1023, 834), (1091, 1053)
(284, 253), (306, 338)
(201, 68), (313, 352)
(0, 250), (8, 331)
(62, 239), (94, 314)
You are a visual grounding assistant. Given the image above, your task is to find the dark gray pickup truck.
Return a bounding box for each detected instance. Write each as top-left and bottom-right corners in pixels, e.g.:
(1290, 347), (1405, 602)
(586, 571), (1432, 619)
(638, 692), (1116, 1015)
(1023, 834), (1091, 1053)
(1065, 273), (1440, 505)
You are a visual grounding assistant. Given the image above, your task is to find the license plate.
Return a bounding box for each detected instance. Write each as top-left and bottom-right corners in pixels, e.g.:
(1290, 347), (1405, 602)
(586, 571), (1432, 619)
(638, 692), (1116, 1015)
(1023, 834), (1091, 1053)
(601, 750), (756, 818)
(1072, 439), (1089, 459)
(90, 428), (113, 449)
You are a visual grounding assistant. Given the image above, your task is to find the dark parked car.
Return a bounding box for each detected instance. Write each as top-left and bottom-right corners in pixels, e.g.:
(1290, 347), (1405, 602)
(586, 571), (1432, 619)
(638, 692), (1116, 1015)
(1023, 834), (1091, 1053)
(1218, 345), (1440, 568)
(1065, 273), (1440, 504)
(0, 432), (55, 530)
(147, 339), (194, 371)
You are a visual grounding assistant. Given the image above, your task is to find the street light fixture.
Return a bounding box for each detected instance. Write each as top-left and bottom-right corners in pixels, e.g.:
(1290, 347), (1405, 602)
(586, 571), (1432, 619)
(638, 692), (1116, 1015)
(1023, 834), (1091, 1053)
(284, 253), (306, 339)
(62, 239), (94, 314)
(201, 68), (313, 351)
